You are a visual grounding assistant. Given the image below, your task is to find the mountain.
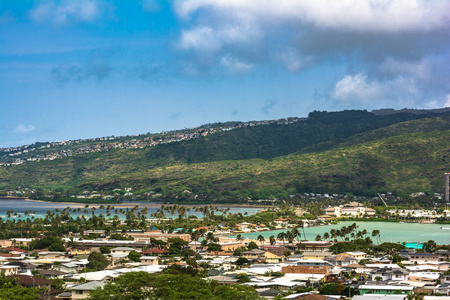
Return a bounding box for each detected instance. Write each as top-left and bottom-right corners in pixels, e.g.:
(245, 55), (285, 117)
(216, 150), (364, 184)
(0, 109), (449, 200)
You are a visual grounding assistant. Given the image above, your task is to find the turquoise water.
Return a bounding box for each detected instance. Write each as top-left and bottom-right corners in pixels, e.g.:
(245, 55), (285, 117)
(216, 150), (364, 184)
(233, 221), (450, 245)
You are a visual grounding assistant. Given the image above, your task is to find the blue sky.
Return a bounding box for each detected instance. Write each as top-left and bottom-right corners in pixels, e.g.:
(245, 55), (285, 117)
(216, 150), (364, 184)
(1, 0), (450, 147)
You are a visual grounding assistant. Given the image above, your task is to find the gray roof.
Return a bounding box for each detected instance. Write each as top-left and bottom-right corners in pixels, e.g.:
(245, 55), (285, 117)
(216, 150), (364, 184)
(70, 281), (106, 291)
(111, 247), (135, 251)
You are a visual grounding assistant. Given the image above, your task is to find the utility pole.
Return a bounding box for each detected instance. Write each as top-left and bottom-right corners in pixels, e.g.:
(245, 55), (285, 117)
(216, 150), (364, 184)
(445, 173), (450, 203)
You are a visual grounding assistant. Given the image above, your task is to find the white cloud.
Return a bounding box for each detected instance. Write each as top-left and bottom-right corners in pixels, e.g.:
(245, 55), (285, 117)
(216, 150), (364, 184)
(29, 0), (101, 24)
(13, 124), (36, 134)
(445, 95), (450, 108)
(331, 73), (383, 103)
(220, 54), (253, 74)
(179, 22), (260, 53)
(278, 48), (312, 72)
(175, 0), (450, 33)
(331, 73), (421, 106)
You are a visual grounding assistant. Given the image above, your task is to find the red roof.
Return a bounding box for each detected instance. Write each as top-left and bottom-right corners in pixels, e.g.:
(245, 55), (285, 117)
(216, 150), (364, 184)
(2, 247), (27, 252)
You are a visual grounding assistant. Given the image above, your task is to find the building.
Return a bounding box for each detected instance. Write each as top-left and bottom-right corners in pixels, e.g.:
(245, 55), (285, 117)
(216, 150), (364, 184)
(359, 284), (414, 295)
(140, 256), (159, 266)
(323, 202), (376, 218)
(370, 267), (410, 281)
(0, 265), (19, 276)
(69, 281), (106, 299)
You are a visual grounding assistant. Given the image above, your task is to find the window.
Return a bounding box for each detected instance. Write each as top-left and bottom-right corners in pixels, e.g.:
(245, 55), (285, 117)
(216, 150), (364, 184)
(75, 290), (83, 295)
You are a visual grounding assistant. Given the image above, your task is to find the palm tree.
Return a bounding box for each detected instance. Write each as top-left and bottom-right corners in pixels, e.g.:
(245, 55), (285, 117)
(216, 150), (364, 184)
(298, 220), (307, 240)
(269, 235), (276, 245)
(236, 234), (244, 243)
(257, 235), (265, 246)
(277, 232), (286, 246)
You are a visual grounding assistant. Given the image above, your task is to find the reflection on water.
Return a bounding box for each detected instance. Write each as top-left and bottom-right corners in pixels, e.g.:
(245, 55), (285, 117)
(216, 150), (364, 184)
(0, 199), (262, 219)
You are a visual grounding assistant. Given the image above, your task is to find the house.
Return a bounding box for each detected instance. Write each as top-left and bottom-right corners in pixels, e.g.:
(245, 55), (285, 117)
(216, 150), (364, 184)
(0, 265), (19, 276)
(69, 281), (107, 299)
(299, 241), (332, 252)
(7, 275), (51, 290)
(409, 253), (440, 264)
(282, 265), (331, 275)
(38, 251), (66, 260)
(3, 261), (37, 273)
(303, 251), (333, 260)
(343, 251), (366, 260)
(359, 284), (414, 295)
(110, 247), (136, 255)
(208, 275), (239, 285)
(274, 218), (291, 226)
(242, 249), (266, 261)
(37, 269), (68, 279)
(325, 254), (358, 266)
(140, 256), (159, 266)
(262, 246), (291, 263)
(370, 267), (410, 281)
(55, 262), (79, 274)
(68, 246), (93, 256)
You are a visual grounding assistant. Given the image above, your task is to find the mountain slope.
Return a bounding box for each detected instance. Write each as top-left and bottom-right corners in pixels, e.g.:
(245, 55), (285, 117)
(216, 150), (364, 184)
(0, 110), (449, 198)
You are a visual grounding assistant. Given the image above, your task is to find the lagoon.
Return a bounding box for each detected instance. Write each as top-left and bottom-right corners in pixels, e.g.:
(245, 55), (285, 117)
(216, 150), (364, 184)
(234, 221), (450, 245)
(0, 199), (262, 219)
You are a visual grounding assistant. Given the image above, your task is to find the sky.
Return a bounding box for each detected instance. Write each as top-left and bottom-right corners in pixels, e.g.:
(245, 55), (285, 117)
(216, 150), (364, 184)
(1, 0), (450, 148)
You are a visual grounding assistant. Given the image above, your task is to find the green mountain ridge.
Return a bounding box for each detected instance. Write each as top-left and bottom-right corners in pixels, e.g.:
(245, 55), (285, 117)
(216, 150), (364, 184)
(1, 110), (449, 200)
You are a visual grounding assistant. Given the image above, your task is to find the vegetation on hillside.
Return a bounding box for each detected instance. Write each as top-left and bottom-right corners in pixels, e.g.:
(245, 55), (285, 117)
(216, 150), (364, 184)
(0, 110), (449, 201)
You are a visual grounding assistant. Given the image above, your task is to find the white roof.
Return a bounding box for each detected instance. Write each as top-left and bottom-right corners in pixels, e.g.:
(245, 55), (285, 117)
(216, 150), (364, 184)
(406, 265), (438, 271)
(353, 296), (406, 300)
(72, 270), (119, 281)
(344, 251), (366, 255)
(360, 284), (414, 291)
(366, 264), (401, 269)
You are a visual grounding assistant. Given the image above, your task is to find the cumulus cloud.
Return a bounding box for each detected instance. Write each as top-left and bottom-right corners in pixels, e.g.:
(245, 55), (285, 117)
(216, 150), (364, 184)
(29, 0), (102, 24)
(175, 0), (449, 33)
(445, 95), (450, 108)
(331, 72), (421, 107)
(332, 73), (383, 103)
(14, 124), (36, 134)
(174, 0), (450, 106)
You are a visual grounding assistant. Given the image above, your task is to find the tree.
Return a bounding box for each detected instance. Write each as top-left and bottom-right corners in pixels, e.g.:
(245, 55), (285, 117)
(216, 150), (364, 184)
(257, 235), (265, 245)
(375, 276), (382, 284)
(236, 257), (249, 265)
(30, 235), (65, 252)
(128, 250), (141, 262)
(0, 273), (44, 300)
(319, 283), (346, 295)
(423, 240), (437, 252)
(236, 234), (244, 242)
(100, 246), (111, 254)
(269, 235), (276, 245)
(89, 271), (154, 300)
(235, 274), (251, 283)
(207, 243), (223, 255)
(233, 246), (247, 256)
(88, 252), (110, 271)
(168, 237), (189, 254)
(247, 241), (259, 250)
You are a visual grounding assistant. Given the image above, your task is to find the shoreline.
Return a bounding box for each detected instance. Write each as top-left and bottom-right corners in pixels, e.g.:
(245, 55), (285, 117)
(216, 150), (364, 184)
(2, 198), (270, 210)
